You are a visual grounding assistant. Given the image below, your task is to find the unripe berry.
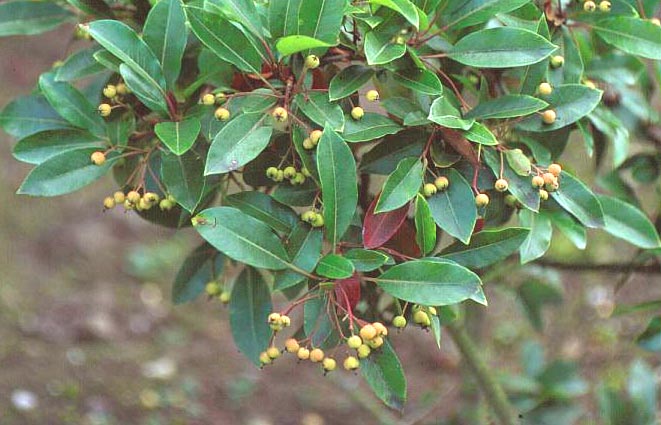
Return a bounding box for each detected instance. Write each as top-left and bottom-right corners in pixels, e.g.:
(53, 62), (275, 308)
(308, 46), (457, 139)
(103, 85), (117, 99)
(123, 199), (135, 210)
(259, 351), (272, 365)
(301, 210), (316, 222)
(366, 90), (380, 102)
(292, 172), (306, 185)
(550, 55), (565, 68)
(283, 166), (297, 180)
(297, 347), (310, 360)
(201, 93), (215, 105)
(366, 336), (384, 349)
(584, 0), (596, 11)
(285, 338), (299, 353)
(205, 281), (221, 296)
(532, 175), (545, 188)
(548, 163), (562, 177)
(214, 107), (230, 121)
(144, 192), (160, 204)
(394, 35), (406, 45)
(372, 322), (388, 336)
(268, 312), (281, 324)
(322, 357), (336, 372)
(280, 315), (291, 327)
(350, 106), (364, 120)
(494, 179), (509, 192)
(434, 176), (449, 191)
(539, 189), (549, 201)
(309, 130), (323, 144)
(343, 356), (360, 371)
(138, 197), (151, 211)
(542, 173), (557, 186)
(274, 169), (285, 182)
(599, 0), (611, 11)
(309, 348), (324, 363)
(91, 151), (106, 165)
(428, 306), (437, 316)
(103, 196), (116, 209)
(127, 190), (141, 204)
(357, 344), (371, 359)
(98, 103), (112, 117)
(584, 79), (597, 90)
(116, 83), (128, 95)
(423, 183), (437, 197)
(215, 93), (226, 104)
(219, 291), (230, 304)
(393, 315), (407, 329)
(301, 167), (312, 177)
(538, 82), (553, 96)
(266, 346), (281, 359)
(650, 18), (661, 26)
(310, 213), (324, 228)
(475, 193), (490, 208)
(303, 138), (315, 150)
(541, 109), (557, 124)
(159, 199), (174, 211)
(413, 310), (431, 327)
(266, 166), (279, 179)
(347, 335), (363, 349)
(304, 54), (320, 69)
(272, 106), (288, 122)
(545, 180), (559, 192)
(113, 191), (126, 204)
(505, 194), (518, 208)
(360, 324), (377, 341)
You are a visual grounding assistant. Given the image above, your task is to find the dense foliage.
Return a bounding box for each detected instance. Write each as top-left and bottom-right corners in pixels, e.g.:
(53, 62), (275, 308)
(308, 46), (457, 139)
(1, 0), (661, 422)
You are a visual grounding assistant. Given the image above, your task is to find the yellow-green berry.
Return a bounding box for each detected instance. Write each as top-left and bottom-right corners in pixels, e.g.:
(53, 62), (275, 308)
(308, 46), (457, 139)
(283, 166), (297, 180)
(309, 130), (323, 144)
(272, 106), (288, 122)
(550, 55), (565, 68)
(201, 93), (215, 105)
(423, 183), (437, 197)
(599, 0), (611, 11)
(366, 90), (379, 102)
(434, 176), (449, 191)
(584, 0), (596, 11)
(91, 151), (106, 165)
(214, 107), (230, 121)
(303, 138), (315, 150)
(357, 344), (371, 359)
(322, 357), (336, 372)
(103, 85), (117, 99)
(351, 106), (364, 120)
(219, 291), (230, 304)
(538, 82), (553, 96)
(494, 178), (509, 192)
(360, 324), (377, 341)
(266, 166), (279, 179)
(475, 193), (490, 208)
(343, 356), (360, 371)
(304, 55), (320, 69)
(205, 281), (221, 296)
(347, 335), (363, 349)
(98, 103), (112, 117)
(266, 346), (281, 360)
(393, 315), (407, 329)
(103, 197), (115, 210)
(113, 191), (126, 204)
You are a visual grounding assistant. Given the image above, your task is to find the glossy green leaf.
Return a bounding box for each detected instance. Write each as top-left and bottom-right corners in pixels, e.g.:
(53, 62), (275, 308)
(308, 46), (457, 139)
(391, 67), (443, 95)
(364, 31), (406, 65)
(317, 126), (358, 248)
(294, 92), (345, 132)
(370, 0), (419, 28)
(276, 35), (334, 56)
(544, 209), (586, 250)
(272, 180), (318, 206)
(519, 209), (553, 264)
(296, 0), (346, 46)
(597, 194), (661, 249)
(329, 65), (375, 101)
(551, 171), (605, 228)
(268, 0), (301, 39)
(225, 191), (299, 234)
(426, 168), (477, 244)
(93, 50), (121, 73)
(316, 254), (355, 279)
(205, 0), (264, 39)
(230, 267), (272, 366)
(344, 249), (389, 272)
(66, 0), (113, 18)
(55, 47), (106, 82)
(505, 149), (532, 176)
(449, 28), (557, 68)
(463, 122), (498, 145)
(0, 95), (71, 139)
(375, 259), (482, 305)
(376, 157), (423, 212)
(38, 73), (106, 138)
(304, 293), (339, 348)
(0, 1), (74, 36)
(193, 207), (290, 270)
(440, 228), (530, 268)
(143, 0), (187, 89)
(155, 118), (201, 155)
(361, 340), (407, 411)
(441, 0), (529, 30)
(360, 129), (426, 174)
(414, 194), (436, 255)
(343, 113), (401, 143)
(172, 243), (224, 304)
(465, 95), (548, 120)
(274, 224), (323, 290)
(205, 113), (272, 175)
(428, 96), (474, 130)
(13, 129), (105, 165)
(161, 150), (206, 213)
(594, 17), (661, 60)
(119, 64), (170, 115)
(17, 148), (114, 197)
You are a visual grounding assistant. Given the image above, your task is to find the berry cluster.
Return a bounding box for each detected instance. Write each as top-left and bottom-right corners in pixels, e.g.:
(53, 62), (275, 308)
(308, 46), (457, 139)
(102, 190), (175, 212)
(205, 281), (230, 304)
(265, 165), (310, 185)
(300, 210), (325, 228)
(98, 83), (131, 117)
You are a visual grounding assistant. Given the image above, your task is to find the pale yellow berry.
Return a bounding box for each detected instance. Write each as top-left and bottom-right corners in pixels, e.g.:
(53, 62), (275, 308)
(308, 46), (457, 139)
(347, 335), (363, 349)
(103, 196), (115, 209)
(266, 346), (281, 359)
(584, 79), (597, 90)
(127, 190), (141, 204)
(259, 351), (272, 365)
(98, 103), (112, 117)
(201, 93), (215, 105)
(550, 55), (565, 68)
(539, 189), (549, 201)
(214, 107), (230, 121)
(351, 106), (364, 120)
(475, 193), (490, 208)
(393, 315), (407, 329)
(91, 151), (106, 165)
(322, 357), (336, 372)
(599, 1), (611, 11)
(434, 176), (449, 191)
(343, 356), (360, 370)
(584, 1), (596, 12)
(548, 163), (562, 177)
(372, 322), (388, 337)
(494, 179), (509, 192)
(538, 82), (553, 96)
(309, 130), (323, 144)
(285, 338), (300, 353)
(116, 83), (128, 95)
(541, 109), (557, 124)
(309, 348), (324, 363)
(366, 90), (380, 102)
(360, 324), (377, 341)
(303, 138), (315, 150)
(366, 336), (384, 349)
(283, 166), (297, 180)
(297, 347), (310, 360)
(272, 106), (288, 122)
(532, 175), (545, 188)
(423, 183), (437, 197)
(103, 85), (117, 99)
(305, 54), (320, 69)
(357, 344), (371, 359)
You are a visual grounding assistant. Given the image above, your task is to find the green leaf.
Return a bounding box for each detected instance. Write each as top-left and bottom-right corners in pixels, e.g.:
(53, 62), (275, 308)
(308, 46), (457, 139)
(161, 150), (206, 213)
(38, 73), (106, 138)
(428, 96), (474, 130)
(361, 340), (407, 411)
(594, 17), (661, 60)
(414, 194), (436, 255)
(294, 92), (345, 132)
(360, 129), (425, 174)
(637, 316), (661, 352)
(375, 259), (482, 305)
(272, 180), (318, 206)
(304, 293), (339, 348)
(483, 149), (540, 212)
(316, 254), (355, 279)
(426, 168), (477, 244)
(440, 228), (530, 269)
(66, 0), (114, 18)
(143, 0), (187, 90)
(317, 126), (358, 248)
(225, 191), (299, 234)
(544, 208), (586, 250)
(268, 0), (301, 39)
(517, 84), (602, 132)
(172, 243), (224, 304)
(519, 209), (553, 264)
(391, 67), (443, 95)
(119, 64), (170, 115)
(0, 1), (74, 36)
(329, 65), (375, 101)
(375, 157), (423, 213)
(597, 195), (661, 249)
(55, 47), (106, 82)
(370, 0), (419, 28)
(0, 95), (71, 139)
(230, 267), (272, 366)
(551, 171), (605, 228)
(463, 122), (498, 146)
(155, 118), (201, 155)
(205, 0), (264, 39)
(274, 224), (323, 290)
(344, 249), (389, 272)
(505, 149), (532, 176)
(364, 30), (406, 65)
(442, 0), (529, 30)
(465, 95), (548, 120)
(205, 113), (272, 175)
(186, 6), (263, 74)
(93, 50), (121, 73)
(449, 28), (557, 68)
(13, 129), (105, 165)
(343, 113), (401, 143)
(193, 207), (290, 270)
(296, 0), (346, 45)
(17, 148), (114, 197)
(276, 35), (334, 56)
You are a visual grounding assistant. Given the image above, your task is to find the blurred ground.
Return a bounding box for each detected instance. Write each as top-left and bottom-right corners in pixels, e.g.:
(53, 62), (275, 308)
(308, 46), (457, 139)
(0, 25), (659, 425)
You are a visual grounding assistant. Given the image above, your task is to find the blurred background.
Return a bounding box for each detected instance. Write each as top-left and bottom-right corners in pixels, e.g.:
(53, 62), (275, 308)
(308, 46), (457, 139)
(1, 25), (659, 425)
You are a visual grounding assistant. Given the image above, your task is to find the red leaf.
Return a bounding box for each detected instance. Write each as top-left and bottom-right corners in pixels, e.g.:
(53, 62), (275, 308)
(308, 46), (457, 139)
(335, 274), (360, 311)
(362, 195), (409, 249)
(384, 219), (421, 258)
